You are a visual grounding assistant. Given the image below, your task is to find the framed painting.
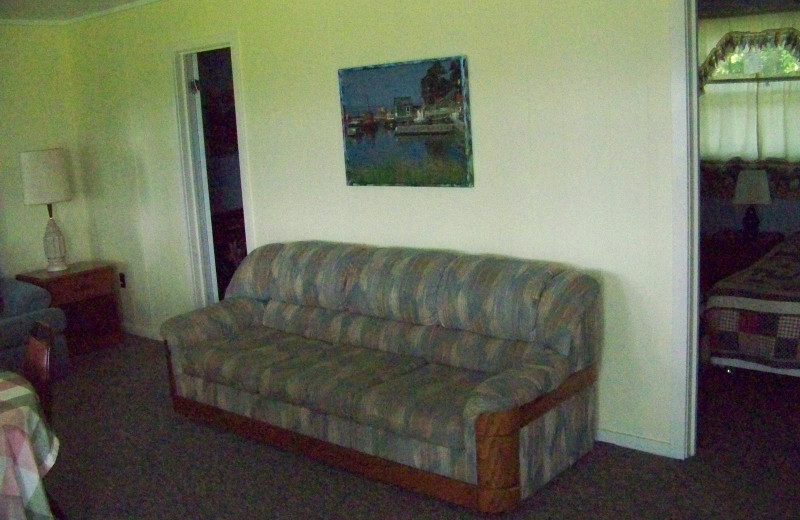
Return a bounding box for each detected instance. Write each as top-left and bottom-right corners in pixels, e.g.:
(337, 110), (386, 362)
(338, 56), (473, 187)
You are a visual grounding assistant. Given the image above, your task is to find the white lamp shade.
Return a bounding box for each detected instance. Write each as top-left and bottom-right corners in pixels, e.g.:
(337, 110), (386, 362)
(20, 148), (72, 206)
(733, 169), (771, 205)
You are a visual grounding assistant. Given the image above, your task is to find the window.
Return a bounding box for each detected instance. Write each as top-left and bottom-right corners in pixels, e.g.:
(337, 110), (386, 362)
(698, 28), (800, 161)
(712, 46), (799, 80)
(699, 28), (800, 87)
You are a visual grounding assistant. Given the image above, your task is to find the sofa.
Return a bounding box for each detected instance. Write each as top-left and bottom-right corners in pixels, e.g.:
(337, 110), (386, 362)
(0, 278), (70, 378)
(160, 241), (600, 513)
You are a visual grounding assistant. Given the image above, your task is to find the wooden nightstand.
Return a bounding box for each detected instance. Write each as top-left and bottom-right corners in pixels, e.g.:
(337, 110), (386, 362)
(700, 230), (785, 295)
(16, 261), (124, 355)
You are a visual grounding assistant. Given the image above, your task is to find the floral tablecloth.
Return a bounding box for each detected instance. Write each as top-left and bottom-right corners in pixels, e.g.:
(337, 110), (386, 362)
(0, 371), (59, 519)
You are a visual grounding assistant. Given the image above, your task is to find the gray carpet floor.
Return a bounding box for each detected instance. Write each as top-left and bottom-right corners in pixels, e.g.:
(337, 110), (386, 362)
(44, 335), (799, 519)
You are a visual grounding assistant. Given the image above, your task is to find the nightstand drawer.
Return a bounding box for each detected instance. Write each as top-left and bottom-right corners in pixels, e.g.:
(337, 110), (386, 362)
(45, 267), (115, 306)
(40, 268), (114, 307)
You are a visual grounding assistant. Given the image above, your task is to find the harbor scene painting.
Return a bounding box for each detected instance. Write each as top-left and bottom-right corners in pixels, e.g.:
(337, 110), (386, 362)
(339, 56), (473, 187)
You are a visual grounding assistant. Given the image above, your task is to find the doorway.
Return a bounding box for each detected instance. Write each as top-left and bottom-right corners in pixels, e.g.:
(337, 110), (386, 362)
(176, 44), (247, 305)
(694, 2), (800, 452)
(196, 48), (247, 300)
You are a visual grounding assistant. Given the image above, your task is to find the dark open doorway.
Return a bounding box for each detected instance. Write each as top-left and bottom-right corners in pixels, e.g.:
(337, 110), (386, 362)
(694, 1), (800, 456)
(196, 48), (247, 299)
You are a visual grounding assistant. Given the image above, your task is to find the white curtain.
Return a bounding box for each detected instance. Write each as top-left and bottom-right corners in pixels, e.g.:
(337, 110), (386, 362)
(698, 13), (800, 160)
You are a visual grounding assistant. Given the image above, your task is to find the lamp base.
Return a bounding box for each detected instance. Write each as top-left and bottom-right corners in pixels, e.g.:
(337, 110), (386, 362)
(44, 217), (68, 272)
(741, 205), (760, 241)
(46, 261), (68, 272)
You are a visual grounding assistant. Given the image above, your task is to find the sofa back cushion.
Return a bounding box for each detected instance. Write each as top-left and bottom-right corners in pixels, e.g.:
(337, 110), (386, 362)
(268, 241), (367, 310)
(0, 278), (52, 318)
(226, 241), (599, 371)
(534, 271), (601, 371)
(437, 255), (565, 342)
(261, 300), (347, 345)
(336, 311), (547, 375)
(340, 313), (433, 357)
(346, 247), (455, 325)
(263, 301), (440, 363)
(225, 243), (285, 301)
(426, 326), (548, 373)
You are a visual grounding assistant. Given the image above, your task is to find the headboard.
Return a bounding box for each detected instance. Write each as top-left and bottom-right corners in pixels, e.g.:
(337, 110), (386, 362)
(701, 158), (800, 200)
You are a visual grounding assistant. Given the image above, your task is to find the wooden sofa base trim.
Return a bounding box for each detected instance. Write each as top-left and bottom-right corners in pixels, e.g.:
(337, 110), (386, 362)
(172, 395), (480, 509)
(166, 343), (597, 514)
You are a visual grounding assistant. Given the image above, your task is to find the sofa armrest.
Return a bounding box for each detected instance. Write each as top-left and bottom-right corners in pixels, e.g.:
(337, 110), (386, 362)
(159, 297), (266, 350)
(0, 279), (51, 317)
(0, 308), (66, 351)
(28, 307), (67, 332)
(463, 349), (571, 420)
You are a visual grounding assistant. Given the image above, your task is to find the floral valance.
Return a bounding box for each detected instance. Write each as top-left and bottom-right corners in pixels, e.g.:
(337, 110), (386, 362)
(699, 28), (800, 90)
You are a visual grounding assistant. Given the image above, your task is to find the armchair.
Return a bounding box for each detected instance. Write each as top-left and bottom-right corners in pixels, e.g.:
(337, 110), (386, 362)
(0, 278), (69, 379)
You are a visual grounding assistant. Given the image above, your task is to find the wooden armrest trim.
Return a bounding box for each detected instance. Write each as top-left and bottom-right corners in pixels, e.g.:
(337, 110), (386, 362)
(31, 320), (56, 345)
(474, 363), (598, 513)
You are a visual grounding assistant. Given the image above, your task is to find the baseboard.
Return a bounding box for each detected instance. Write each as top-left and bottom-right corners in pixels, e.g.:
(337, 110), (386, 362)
(122, 321), (160, 341)
(596, 428), (679, 458)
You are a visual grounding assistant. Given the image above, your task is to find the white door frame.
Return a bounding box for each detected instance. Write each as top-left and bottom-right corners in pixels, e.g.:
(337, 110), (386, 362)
(172, 35), (251, 308)
(670, 0), (699, 459)
(183, 51), (218, 305)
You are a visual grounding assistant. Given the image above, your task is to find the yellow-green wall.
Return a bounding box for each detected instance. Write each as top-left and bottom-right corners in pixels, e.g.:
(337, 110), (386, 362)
(0, 24), (91, 275)
(0, 0), (690, 456)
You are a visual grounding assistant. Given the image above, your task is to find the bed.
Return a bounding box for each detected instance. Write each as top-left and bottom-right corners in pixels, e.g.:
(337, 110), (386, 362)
(702, 231), (800, 376)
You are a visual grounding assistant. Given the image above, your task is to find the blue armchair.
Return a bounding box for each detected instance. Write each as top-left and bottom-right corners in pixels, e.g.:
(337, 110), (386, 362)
(0, 278), (69, 379)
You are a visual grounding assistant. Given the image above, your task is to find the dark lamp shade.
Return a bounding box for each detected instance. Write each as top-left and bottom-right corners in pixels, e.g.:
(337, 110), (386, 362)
(733, 169), (771, 206)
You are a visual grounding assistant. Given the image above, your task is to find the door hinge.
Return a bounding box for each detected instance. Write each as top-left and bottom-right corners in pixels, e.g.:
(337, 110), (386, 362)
(189, 79), (201, 93)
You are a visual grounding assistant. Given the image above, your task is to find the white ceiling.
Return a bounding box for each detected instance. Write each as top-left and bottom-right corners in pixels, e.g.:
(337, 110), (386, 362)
(0, 0), (157, 22)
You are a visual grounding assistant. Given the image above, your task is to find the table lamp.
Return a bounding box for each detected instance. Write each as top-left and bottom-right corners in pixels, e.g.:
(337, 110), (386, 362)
(20, 148), (73, 271)
(733, 169), (771, 240)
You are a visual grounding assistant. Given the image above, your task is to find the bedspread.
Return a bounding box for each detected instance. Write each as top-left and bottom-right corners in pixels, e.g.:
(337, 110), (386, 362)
(0, 371), (59, 519)
(703, 233), (800, 369)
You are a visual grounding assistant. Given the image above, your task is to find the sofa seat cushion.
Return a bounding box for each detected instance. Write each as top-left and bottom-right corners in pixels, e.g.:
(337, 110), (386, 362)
(277, 345), (428, 420)
(182, 326), (336, 393)
(358, 364), (490, 449)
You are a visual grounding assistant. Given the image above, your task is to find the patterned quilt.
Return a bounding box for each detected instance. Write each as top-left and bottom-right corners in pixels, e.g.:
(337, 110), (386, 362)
(703, 232), (800, 369)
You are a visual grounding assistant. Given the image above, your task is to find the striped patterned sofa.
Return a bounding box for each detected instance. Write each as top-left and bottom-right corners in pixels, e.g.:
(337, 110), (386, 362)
(160, 241), (600, 513)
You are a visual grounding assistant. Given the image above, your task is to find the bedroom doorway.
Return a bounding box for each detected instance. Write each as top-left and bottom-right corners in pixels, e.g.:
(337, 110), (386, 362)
(194, 48), (247, 300)
(175, 42), (249, 306)
(694, 1), (800, 451)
